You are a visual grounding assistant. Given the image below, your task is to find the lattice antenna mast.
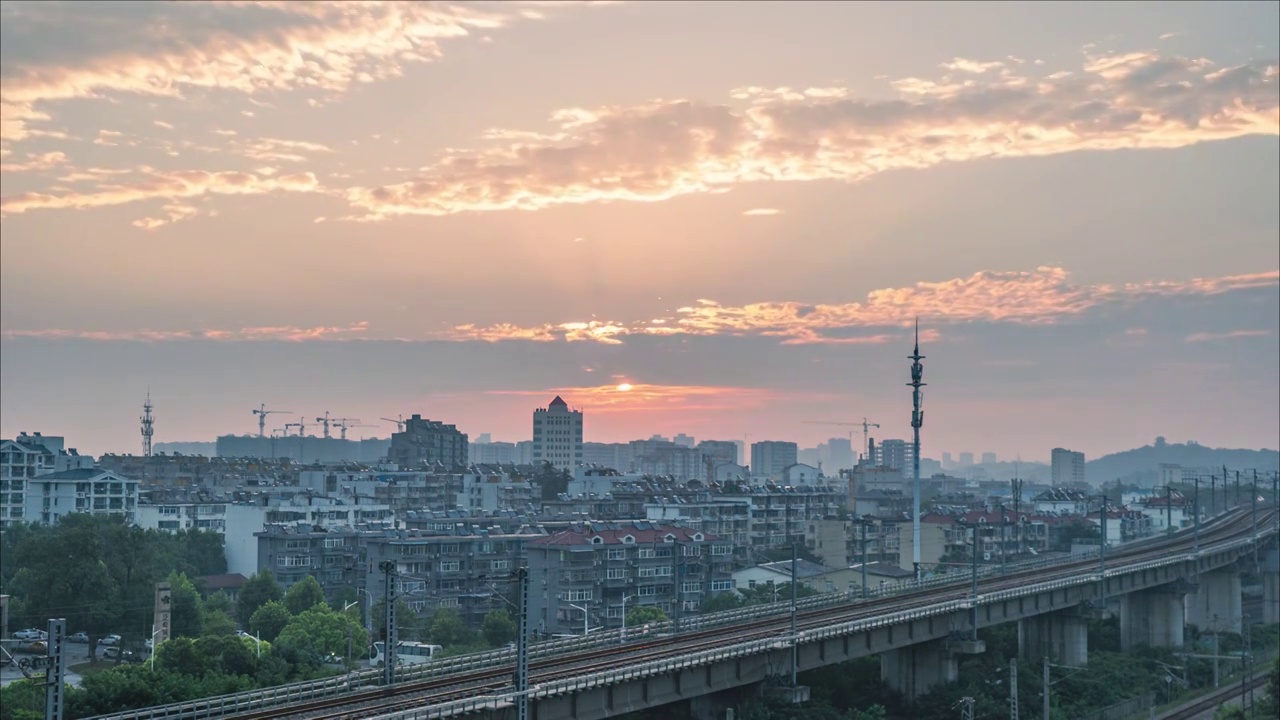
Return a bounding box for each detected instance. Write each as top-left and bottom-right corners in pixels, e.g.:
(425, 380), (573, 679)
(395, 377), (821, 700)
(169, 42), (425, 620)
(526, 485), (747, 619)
(908, 318), (926, 580)
(140, 392), (155, 457)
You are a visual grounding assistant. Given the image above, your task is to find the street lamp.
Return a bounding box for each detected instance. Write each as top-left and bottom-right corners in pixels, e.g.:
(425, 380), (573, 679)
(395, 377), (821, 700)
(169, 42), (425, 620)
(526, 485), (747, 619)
(243, 631), (262, 658)
(148, 627), (163, 673)
(567, 603), (593, 636)
(619, 595), (635, 643)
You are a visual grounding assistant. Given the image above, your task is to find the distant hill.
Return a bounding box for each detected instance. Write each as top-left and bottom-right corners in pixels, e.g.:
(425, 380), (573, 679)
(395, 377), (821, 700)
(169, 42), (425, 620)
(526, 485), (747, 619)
(153, 441), (217, 456)
(1086, 438), (1279, 484)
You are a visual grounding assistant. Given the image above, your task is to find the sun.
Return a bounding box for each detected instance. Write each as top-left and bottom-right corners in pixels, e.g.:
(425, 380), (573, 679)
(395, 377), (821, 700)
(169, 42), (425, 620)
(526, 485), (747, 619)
(615, 383), (633, 392)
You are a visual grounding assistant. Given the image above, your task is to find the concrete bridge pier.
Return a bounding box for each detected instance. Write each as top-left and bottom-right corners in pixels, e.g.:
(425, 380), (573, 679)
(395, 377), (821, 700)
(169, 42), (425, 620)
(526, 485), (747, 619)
(1018, 607), (1087, 666)
(1263, 539), (1280, 625)
(879, 639), (959, 701)
(1121, 583), (1188, 649)
(1184, 569), (1242, 634)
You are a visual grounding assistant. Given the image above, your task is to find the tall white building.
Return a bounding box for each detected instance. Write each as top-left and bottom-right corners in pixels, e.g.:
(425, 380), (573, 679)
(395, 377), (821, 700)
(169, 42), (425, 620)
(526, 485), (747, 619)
(1050, 447), (1086, 485)
(532, 396), (583, 471)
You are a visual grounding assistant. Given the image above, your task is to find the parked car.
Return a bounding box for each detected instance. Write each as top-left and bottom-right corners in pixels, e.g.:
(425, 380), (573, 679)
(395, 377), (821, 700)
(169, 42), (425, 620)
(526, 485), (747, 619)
(103, 647), (144, 663)
(99, 634), (122, 646)
(68, 632), (89, 643)
(12, 629), (47, 641)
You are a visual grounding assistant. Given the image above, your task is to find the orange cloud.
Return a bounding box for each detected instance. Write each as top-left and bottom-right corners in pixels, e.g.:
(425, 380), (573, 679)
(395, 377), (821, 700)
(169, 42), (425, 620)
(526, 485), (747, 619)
(2, 321), (370, 343)
(445, 267), (1280, 345)
(1, 2), (597, 145)
(1184, 329), (1272, 343)
(344, 50), (1278, 219)
(485, 383), (787, 414)
(1, 151), (68, 173)
(0, 168), (320, 218)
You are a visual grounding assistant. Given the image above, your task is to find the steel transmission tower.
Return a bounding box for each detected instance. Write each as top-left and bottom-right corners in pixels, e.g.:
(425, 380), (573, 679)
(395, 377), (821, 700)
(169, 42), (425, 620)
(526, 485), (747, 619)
(140, 392), (155, 457)
(908, 319), (926, 580)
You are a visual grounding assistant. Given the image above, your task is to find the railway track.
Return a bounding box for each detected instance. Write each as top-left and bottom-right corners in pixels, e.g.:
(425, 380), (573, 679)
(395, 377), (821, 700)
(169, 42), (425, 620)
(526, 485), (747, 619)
(227, 509), (1275, 720)
(1159, 674), (1269, 720)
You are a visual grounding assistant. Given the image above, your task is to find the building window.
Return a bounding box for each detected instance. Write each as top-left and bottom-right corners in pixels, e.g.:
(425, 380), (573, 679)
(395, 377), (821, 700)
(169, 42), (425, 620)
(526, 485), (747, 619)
(560, 590), (592, 602)
(606, 548), (627, 560)
(710, 580), (733, 591)
(606, 568), (626, 580)
(439, 561), (460, 572)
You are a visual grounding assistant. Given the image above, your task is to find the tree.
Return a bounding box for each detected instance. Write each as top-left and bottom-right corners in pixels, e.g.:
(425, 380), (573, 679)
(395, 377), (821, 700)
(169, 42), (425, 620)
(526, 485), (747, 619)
(249, 601), (291, 643)
(1211, 705), (1246, 720)
(166, 572), (204, 639)
(274, 606), (367, 660)
(700, 592), (745, 614)
(625, 606), (667, 628)
(428, 608), (476, 647)
(236, 572), (283, 627)
(482, 609), (516, 647)
(370, 598), (427, 642)
(201, 608), (238, 637)
(283, 576), (326, 616)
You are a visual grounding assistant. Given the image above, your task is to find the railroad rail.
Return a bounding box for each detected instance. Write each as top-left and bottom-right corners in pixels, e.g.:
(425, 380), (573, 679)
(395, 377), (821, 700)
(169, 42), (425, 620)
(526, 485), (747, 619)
(84, 508), (1277, 720)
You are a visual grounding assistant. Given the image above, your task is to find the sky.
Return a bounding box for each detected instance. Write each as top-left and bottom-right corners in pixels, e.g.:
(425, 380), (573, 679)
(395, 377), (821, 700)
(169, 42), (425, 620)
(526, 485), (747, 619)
(1, 0), (1278, 462)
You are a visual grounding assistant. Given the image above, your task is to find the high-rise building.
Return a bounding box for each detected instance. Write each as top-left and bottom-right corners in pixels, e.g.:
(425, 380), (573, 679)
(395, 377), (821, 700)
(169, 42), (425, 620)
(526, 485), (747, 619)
(1050, 447), (1086, 485)
(532, 396), (583, 471)
(877, 439), (914, 471)
(958, 452), (974, 467)
(673, 433), (696, 448)
(388, 414), (468, 469)
(750, 441), (798, 481)
(981, 452), (997, 465)
(823, 438), (855, 470)
(697, 440), (738, 466)
(942, 452), (954, 469)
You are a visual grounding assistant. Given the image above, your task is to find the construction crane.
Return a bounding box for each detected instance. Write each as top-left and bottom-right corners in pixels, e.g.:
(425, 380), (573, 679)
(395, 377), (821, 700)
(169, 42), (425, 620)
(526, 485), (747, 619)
(381, 416), (406, 432)
(316, 411), (334, 439)
(801, 418), (880, 459)
(253, 404), (293, 438)
(334, 420), (375, 441)
(284, 421), (305, 437)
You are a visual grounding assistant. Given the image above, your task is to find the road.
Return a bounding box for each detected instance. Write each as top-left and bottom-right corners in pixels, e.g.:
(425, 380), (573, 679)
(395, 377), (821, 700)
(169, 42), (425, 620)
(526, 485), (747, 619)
(1, 641), (114, 689)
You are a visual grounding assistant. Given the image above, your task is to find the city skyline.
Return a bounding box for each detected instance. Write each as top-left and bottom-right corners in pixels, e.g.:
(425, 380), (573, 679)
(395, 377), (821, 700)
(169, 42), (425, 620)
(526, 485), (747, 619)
(2, 1), (1278, 459)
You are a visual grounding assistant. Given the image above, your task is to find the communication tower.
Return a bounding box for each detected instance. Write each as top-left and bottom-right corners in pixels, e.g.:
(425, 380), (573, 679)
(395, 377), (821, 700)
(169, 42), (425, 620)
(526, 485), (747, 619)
(907, 318), (925, 580)
(140, 392), (155, 457)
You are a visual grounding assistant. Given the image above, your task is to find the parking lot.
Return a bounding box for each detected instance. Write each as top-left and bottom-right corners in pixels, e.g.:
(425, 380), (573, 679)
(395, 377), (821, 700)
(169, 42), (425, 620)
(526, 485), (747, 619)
(1, 639), (100, 689)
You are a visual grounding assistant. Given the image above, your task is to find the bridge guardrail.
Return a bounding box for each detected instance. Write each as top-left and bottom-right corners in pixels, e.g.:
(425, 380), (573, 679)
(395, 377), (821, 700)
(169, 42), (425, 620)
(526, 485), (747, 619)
(372, 517), (1279, 720)
(82, 510), (1275, 720)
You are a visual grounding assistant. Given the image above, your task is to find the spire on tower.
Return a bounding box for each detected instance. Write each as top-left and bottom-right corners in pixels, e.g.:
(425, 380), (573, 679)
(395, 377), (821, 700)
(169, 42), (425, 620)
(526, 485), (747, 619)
(140, 391), (155, 457)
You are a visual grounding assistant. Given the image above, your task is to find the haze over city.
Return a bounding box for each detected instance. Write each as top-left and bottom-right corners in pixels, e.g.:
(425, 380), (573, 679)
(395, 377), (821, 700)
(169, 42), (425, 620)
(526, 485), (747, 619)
(2, 0), (1278, 460)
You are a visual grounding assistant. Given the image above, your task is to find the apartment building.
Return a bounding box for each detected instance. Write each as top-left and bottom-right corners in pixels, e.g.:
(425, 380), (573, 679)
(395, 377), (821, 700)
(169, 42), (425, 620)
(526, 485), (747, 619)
(363, 527), (542, 626)
(389, 415), (469, 469)
(21, 468), (139, 526)
(526, 522), (734, 637)
(1, 434), (95, 527)
(1050, 448), (1086, 486)
(255, 525), (367, 597)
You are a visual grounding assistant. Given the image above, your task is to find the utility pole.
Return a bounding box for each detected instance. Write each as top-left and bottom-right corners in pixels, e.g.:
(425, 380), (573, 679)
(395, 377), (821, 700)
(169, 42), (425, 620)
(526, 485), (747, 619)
(1165, 485), (1173, 535)
(907, 319), (926, 582)
(970, 523), (980, 641)
(515, 566), (530, 720)
(379, 561), (397, 686)
(1009, 657), (1019, 720)
(1252, 469), (1260, 571)
(1042, 656), (1050, 720)
(673, 539), (682, 635)
(1234, 470), (1240, 508)
(1012, 477), (1024, 557)
(959, 696), (975, 720)
(1241, 615), (1252, 714)
(1098, 495), (1108, 598)
(1210, 474), (1217, 516)
(860, 519), (869, 598)
(1000, 503), (1009, 575)
(790, 541), (799, 687)
(1193, 476), (1200, 555)
(45, 618), (66, 720)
